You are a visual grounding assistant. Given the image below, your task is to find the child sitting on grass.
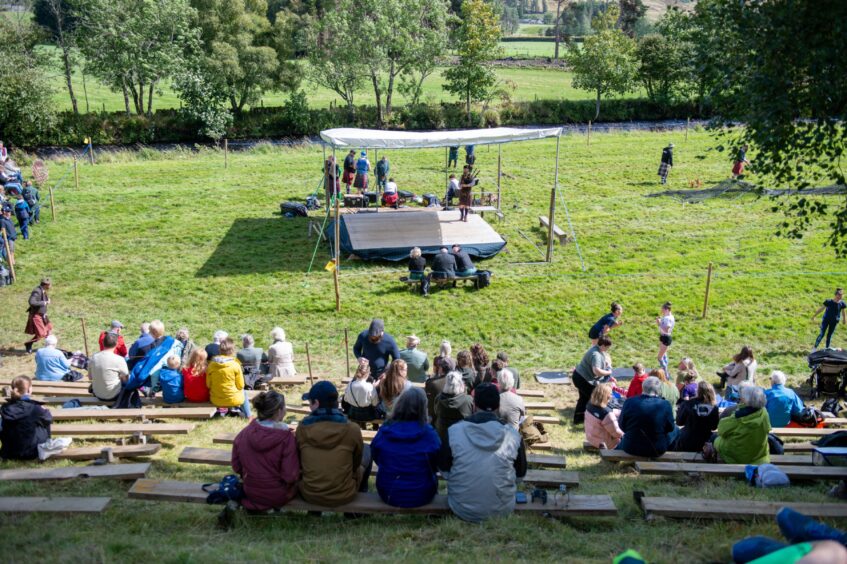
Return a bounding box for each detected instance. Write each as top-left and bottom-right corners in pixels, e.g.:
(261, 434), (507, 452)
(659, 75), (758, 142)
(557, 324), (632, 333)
(0, 376), (52, 460)
(158, 356), (184, 404)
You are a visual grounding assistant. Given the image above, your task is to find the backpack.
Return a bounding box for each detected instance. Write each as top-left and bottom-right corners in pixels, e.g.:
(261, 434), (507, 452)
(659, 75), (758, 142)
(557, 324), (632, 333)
(305, 195), (320, 210)
(814, 430), (847, 448)
(767, 433), (785, 455)
(280, 201), (308, 218)
(21, 188), (35, 206)
(746, 463), (790, 488)
(476, 270), (491, 289)
(202, 474), (244, 504)
(423, 194), (439, 207)
(519, 413), (548, 446)
(791, 406), (825, 428)
(822, 397), (847, 416)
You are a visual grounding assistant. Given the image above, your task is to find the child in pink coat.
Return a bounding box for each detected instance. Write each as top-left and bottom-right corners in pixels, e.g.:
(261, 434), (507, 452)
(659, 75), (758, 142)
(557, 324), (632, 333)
(584, 383), (624, 449)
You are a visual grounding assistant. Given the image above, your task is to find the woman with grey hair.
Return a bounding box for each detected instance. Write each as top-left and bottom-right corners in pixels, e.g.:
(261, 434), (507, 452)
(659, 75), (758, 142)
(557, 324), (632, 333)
(706, 384), (771, 464)
(267, 327), (296, 378)
(433, 340), (455, 376)
(497, 369), (525, 429)
(237, 333), (268, 389)
(618, 376), (679, 457)
(370, 387), (441, 507)
(176, 328), (196, 369)
(434, 371), (473, 442)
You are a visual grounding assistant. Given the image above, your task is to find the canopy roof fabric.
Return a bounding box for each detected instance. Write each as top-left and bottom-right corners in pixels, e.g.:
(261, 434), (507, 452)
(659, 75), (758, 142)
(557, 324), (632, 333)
(319, 127), (562, 149)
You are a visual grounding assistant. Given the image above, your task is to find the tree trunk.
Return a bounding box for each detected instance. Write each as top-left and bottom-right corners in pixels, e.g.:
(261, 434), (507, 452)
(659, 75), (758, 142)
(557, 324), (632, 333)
(370, 71), (383, 127)
(121, 79), (131, 116)
(594, 88), (601, 121)
(127, 81), (142, 115)
(82, 71), (90, 113)
(554, 0), (563, 61)
(385, 60), (396, 117)
(146, 80), (155, 117)
(466, 84), (472, 126)
(60, 43), (79, 115)
(229, 93), (240, 115)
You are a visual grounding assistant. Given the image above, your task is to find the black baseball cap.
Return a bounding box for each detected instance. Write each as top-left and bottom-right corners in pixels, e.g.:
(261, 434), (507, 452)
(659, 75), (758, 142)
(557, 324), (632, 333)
(302, 380), (338, 407)
(474, 383), (500, 411)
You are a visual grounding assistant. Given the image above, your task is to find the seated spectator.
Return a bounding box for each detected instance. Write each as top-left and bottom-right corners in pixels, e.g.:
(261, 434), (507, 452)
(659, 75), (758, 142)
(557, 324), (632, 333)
(14, 197), (30, 240)
(267, 326), (296, 378)
(353, 318), (400, 380)
(371, 387), (441, 508)
(175, 327), (196, 369)
(437, 383), (527, 523)
(34, 335), (73, 382)
(408, 247), (426, 281)
(89, 332), (129, 402)
(0, 376), (52, 460)
(433, 340), (456, 375)
(425, 358), (450, 420)
(431, 247), (457, 279)
(237, 334), (268, 389)
(381, 177), (399, 208)
(496, 369), (525, 429)
(0, 208), (16, 262)
(732, 507), (847, 564)
(765, 371), (804, 427)
(496, 351), (521, 389)
(205, 329), (228, 359)
(206, 337), (251, 417)
(158, 356), (184, 404)
(653, 368), (680, 416)
(451, 244), (476, 277)
(482, 359), (505, 388)
(470, 342), (490, 386)
(673, 381), (719, 452)
(434, 371), (474, 443)
(618, 376), (679, 457)
(98, 320), (128, 357)
(127, 322), (153, 370)
(399, 335), (429, 384)
(584, 383), (624, 450)
(676, 357), (699, 388)
(718, 345), (757, 389)
(455, 350), (476, 392)
(126, 319), (180, 394)
(626, 363), (648, 398)
(376, 359), (411, 415)
(707, 384), (771, 464)
(232, 391), (300, 511)
(344, 358), (379, 426)
(680, 372), (699, 400)
(182, 348), (209, 403)
(296, 381), (372, 506)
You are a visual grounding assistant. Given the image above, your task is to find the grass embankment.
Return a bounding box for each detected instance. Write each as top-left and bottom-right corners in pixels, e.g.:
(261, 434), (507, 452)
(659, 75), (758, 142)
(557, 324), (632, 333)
(0, 130), (844, 562)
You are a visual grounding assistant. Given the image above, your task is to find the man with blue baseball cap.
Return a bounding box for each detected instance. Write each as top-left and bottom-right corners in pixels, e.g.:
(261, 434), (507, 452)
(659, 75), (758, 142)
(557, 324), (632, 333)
(296, 380), (373, 506)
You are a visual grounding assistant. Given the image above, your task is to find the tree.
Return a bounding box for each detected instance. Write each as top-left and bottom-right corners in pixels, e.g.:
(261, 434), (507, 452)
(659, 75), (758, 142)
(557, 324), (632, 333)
(552, 0), (565, 60)
(617, 0), (646, 37)
(636, 12), (695, 105)
(172, 61), (233, 141)
(566, 6), (637, 120)
(73, 0), (198, 116)
(697, 0), (847, 255)
(189, 0), (301, 115)
(443, 0), (502, 124)
(34, 0), (80, 115)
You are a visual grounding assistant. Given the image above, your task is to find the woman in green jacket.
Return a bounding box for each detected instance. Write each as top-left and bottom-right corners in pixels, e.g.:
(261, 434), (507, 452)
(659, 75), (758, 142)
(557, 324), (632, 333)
(708, 384), (771, 464)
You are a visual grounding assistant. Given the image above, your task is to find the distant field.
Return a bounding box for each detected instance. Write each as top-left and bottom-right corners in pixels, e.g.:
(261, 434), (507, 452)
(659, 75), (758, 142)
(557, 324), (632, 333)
(515, 23), (551, 36)
(499, 40), (562, 59)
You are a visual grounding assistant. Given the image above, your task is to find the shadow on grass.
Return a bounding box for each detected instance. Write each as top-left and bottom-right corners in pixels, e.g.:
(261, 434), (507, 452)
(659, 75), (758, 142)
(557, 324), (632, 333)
(196, 217), (316, 277)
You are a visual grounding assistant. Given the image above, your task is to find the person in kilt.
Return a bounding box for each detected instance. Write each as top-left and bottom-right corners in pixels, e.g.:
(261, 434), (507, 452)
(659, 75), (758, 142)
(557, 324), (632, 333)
(342, 150), (356, 194)
(25, 277), (53, 353)
(658, 143), (674, 185)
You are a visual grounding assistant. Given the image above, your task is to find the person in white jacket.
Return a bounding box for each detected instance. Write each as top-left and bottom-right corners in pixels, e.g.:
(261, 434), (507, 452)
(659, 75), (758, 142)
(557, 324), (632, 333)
(718, 345), (758, 388)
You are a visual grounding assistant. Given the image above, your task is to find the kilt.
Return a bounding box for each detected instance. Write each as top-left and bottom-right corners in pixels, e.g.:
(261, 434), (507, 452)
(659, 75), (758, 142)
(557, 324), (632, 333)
(732, 161), (746, 176)
(342, 170), (355, 185)
(458, 187), (473, 207)
(25, 312), (53, 338)
(382, 192), (398, 206)
(657, 162), (670, 178)
(354, 173), (368, 190)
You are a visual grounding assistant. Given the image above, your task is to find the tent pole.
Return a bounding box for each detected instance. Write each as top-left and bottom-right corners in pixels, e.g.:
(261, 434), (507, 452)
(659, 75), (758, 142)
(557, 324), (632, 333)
(546, 135), (560, 263)
(497, 144), (502, 213)
(322, 144), (327, 207)
(333, 147), (341, 312)
(444, 146), (448, 199)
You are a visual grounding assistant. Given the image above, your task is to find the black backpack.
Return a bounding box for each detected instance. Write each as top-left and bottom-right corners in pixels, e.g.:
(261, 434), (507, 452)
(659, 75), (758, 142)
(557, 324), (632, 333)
(822, 397), (847, 416)
(814, 430), (847, 448)
(476, 270), (491, 289)
(21, 187), (36, 206)
(280, 201), (308, 217)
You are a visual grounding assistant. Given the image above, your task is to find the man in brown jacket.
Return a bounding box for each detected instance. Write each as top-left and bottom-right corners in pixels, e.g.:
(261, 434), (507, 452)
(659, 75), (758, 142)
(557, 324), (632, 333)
(24, 277), (53, 353)
(296, 380), (372, 506)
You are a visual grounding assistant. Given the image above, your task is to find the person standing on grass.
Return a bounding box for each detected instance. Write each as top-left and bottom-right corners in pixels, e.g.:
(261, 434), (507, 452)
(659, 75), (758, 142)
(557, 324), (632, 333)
(323, 155), (341, 205)
(657, 143), (673, 185)
(353, 318), (401, 381)
(731, 144), (750, 180)
(99, 320), (128, 357)
(656, 301), (675, 382)
(572, 336), (613, 425)
(342, 150), (356, 194)
(354, 150), (370, 193)
(375, 155), (390, 192)
(465, 145), (475, 167)
(448, 146), (459, 168)
(812, 288), (847, 350)
(24, 278), (53, 354)
(13, 197), (30, 240)
(588, 302), (623, 344)
(21, 181), (39, 224)
(0, 206), (17, 262)
(458, 166), (474, 222)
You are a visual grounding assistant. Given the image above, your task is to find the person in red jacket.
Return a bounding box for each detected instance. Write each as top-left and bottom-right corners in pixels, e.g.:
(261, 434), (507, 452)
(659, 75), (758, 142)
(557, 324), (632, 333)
(182, 349), (209, 403)
(231, 390), (300, 511)
(98, 320), (128, 357)
(626, 363), (648, 399)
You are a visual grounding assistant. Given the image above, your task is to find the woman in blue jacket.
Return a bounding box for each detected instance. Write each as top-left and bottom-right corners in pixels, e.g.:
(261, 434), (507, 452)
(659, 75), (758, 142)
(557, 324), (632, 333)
(370, 387), (440, 508)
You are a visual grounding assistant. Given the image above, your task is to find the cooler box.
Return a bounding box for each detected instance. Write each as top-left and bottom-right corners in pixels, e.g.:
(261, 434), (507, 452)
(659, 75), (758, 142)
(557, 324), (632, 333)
(812, 447), (847, 466)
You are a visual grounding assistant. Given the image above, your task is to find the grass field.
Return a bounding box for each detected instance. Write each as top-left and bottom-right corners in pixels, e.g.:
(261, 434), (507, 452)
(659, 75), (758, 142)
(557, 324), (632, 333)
(0, 129), (844, 562)
(498, 40), (562, 59)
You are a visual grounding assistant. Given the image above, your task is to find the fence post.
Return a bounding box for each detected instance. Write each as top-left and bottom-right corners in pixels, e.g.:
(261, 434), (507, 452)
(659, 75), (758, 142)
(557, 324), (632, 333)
(305, 343), (315, 386)
(686, 117), (690, 142)
(49, 187), (56, 221)
(702, 262), (713, 319)
(80, 317), (90, 358)
(224, 138), (228, 169)
(587, 121), (592, 146)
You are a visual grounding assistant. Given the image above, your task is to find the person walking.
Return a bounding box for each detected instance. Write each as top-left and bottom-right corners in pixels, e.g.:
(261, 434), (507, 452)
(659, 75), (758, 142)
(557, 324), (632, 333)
(458, 166), (474, 223)
(323, 155), (341, 206)
(588, 302), (623, 344)
(813, 288), (847, 350)
(24, 278), (53, 353)
(658, 143), (673, 185)
(656, 301), (675, 382)
(732, 144), (750, 180)
(448, 146), (459, 168)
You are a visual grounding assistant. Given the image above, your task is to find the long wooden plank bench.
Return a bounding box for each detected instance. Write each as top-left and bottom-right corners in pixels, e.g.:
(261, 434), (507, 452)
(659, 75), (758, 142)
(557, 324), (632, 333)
(0, 497), (111, 514)
(340, 379), (547, 398)
(0, 462), (150, 482)
(600, 449), (813, 466)
(638, 496), (847, 521)
(128, 479), (616, 517)
(179, 447), (574, 485)
(772, 428), (841, 438)
(269, 376), (308, 386)
(783, 443), (816, 453)
(635, 461), (847, 481)
(1, 379), (91, 389)
(51, 444), (162, 461)
(52, 423), (195, 437)
(48, 407), (217, 421)
(539, 216), (569, 245)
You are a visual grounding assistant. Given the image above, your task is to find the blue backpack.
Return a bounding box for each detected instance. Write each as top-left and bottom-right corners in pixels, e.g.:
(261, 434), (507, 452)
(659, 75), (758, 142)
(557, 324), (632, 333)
(202, 475), (243, 504)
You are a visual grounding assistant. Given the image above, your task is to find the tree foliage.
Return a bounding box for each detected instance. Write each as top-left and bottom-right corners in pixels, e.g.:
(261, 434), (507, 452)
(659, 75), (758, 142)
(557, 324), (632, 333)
(34, 0), (80, 114)
(617, 0), (646, 38)
(697, 0), (847, 255)
(172, 61), (233, 140)
(636, 9), (696, 104)
(442, 0), (502, 124)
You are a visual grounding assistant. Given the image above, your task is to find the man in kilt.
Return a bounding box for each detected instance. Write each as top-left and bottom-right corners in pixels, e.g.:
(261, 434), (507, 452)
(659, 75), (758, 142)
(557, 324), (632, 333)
(342, 150), (356, 194)
(354, 151), (370, 193)
(658, 143), (673, 185)
(25, 277), (53, 353)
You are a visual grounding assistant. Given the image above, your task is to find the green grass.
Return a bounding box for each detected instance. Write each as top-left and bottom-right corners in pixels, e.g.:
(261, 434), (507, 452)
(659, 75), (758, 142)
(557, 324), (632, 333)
(498, 40), (562, 59)
(1, 130), (844, 562)
(515, 23), (553, 36)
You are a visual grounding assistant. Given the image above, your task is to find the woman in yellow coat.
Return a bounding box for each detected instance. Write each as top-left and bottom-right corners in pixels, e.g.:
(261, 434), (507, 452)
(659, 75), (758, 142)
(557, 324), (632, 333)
(206, 337), (251, 417)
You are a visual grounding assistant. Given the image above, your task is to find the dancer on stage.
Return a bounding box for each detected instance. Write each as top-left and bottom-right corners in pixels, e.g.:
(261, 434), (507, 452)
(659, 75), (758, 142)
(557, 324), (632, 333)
(458, 166), (474, 222)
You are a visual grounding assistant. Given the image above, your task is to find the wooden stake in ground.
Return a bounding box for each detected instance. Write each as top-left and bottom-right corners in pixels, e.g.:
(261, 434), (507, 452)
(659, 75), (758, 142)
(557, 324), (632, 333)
(49, 187), (56, 221)
(224, 139), (228, 169)
(80, 317), (90, 358)
(74, 157), (79, 190)
(587, 121), (592, 146)
(1, 228), (15, 282)
(686, 117), (690, 141)
(344, 328), (350, 378)
(305, 343), (315, 386)
(702, 262), (713, 319)
(333, 183), (341, 313)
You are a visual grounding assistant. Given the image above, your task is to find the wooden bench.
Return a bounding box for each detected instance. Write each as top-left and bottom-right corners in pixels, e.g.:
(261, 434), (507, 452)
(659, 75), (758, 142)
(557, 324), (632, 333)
(772, 428), (842, 438)
(52, 423), (195, 437)
(637, 495), (847, 521)
(599, 449), (813, 466)
(128, 479), (616, 517)
(51, 444), (161, 461)
(538, 216), (569, 245)
(0, 462), (150, 482)
(47, 407), (217, 421)
(0, 379), (91, 389)
(470, 205), (503, 221)
(635, 461), (847, 481)
(269, 376), (308, 386)
(403, 273), (487, 291)
(340, 380), (546, 399)
(0, 497), (111, 514)
(783, 443), (816, 453)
